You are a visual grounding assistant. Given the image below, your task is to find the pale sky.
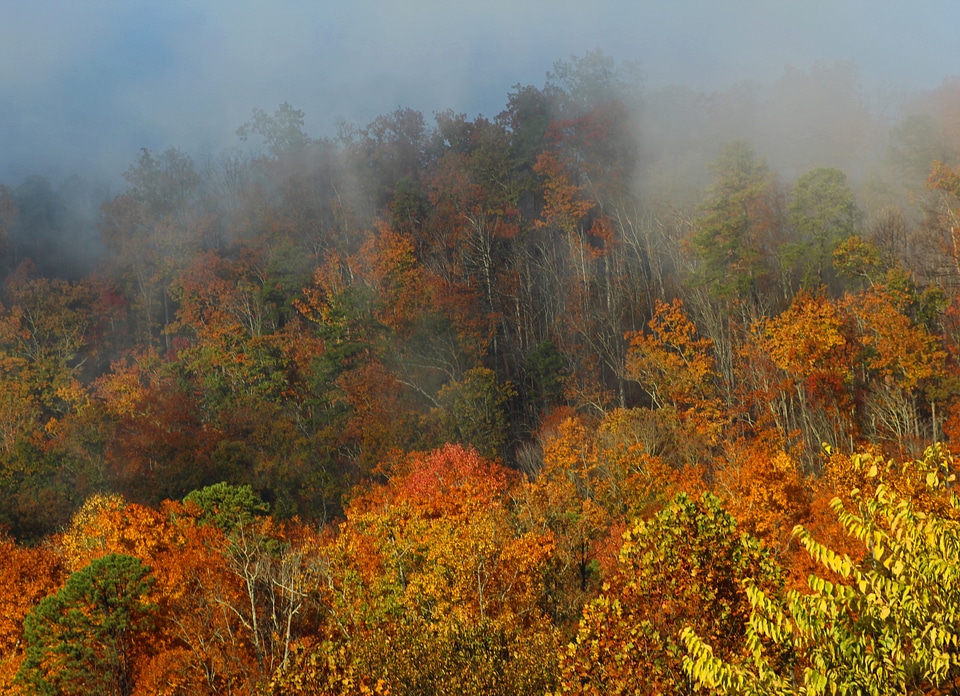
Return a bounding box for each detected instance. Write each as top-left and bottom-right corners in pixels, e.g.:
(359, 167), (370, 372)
(1, 0), (958, 184)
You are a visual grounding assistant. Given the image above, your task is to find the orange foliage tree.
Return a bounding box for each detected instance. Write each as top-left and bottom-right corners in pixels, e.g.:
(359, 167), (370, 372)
(53, 486), (327, 694)
(625, 298), (724, 458)
(274, 444), (559, 695)
(845, 287), (947, 454)
(756, 290), (857, 462)
(0, 537), (64, 693)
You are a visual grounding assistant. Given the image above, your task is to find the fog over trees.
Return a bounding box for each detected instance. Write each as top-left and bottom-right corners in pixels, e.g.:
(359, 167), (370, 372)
(1, 50), (960, 694)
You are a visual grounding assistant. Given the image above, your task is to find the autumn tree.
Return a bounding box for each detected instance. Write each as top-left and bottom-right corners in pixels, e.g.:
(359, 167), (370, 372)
(354, 220), (487, 398)
(0, 537), (64, 692)
(57, 487), (323, 693)
(163, 248), (340, 512)
(832, 233), (892, 288)
(293, 239), (431, 481)
(711, 434), (812, 561)
(279, 444), (558, 695)
(94, 349), (219, 505)
(846, 286), (947, 454)
(0, 264), (97, 411)
(0, 264), (104, 538)
(683, 445), (960, 696)
(626, 297), (724, 455)
(181, 483), (325, 679)
(626, 298), (715, 410)
(757, 289), (858, 461)
(557, 492), (782, 695)
(511, 400), (715, 634)
(513, 415), (613, 626)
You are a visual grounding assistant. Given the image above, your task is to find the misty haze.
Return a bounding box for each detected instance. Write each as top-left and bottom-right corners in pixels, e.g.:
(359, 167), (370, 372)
(2, 3), (960, 695)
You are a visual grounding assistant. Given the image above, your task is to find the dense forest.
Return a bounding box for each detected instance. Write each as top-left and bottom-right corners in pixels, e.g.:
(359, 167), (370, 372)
(2, 53), (960, 694)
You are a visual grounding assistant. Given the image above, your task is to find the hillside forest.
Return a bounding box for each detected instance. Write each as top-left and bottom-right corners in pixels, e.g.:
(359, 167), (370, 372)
(3, 53), (960, 694)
